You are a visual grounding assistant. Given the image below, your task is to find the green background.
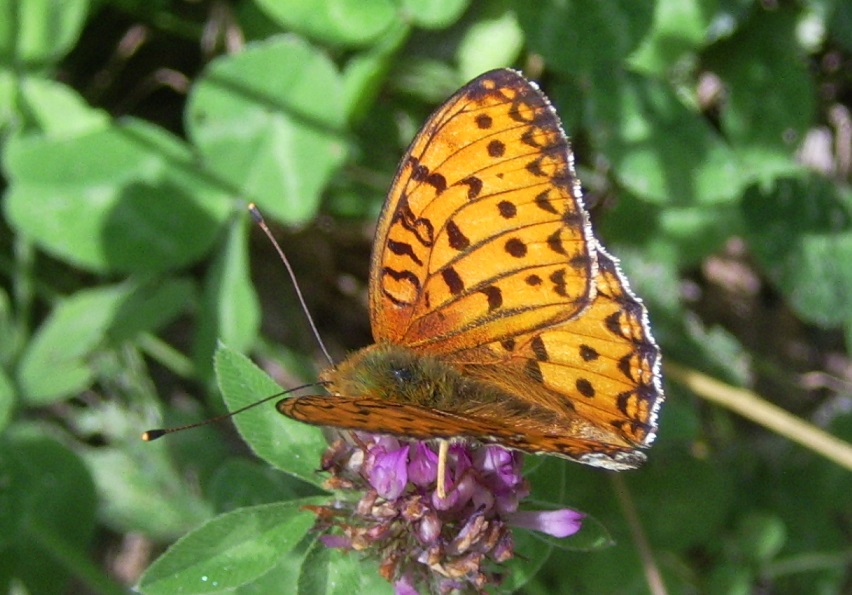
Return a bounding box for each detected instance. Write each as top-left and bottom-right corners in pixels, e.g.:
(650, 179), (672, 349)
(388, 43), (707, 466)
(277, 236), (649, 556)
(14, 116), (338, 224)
(1, 0), (851, 593)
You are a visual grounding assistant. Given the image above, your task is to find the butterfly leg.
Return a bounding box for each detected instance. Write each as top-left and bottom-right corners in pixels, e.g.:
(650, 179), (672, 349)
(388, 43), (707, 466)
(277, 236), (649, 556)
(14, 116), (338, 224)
(436, 439), (449, 499)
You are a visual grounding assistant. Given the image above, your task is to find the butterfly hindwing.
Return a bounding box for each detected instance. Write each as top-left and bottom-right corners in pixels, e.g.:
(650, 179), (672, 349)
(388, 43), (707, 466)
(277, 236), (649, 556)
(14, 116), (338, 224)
(449, 247), (663, 453)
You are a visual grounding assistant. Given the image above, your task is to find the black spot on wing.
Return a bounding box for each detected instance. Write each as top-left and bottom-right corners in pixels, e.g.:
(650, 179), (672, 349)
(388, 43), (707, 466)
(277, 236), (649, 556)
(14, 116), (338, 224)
(534, 190), (558, 214)
(475, 113), (493, 129)
(505, 238), (527, 258)
(457, 176), (483, 199)
(605, 311), (623, 337)
(381, 267), (422, 306)
(546, 229), (567, 255)
(526, 157), (547, 177)
(579, 344), (599, 361)
(387, 239), (423, 266)
(549, 269), (568, 297)
(426, 172), (447, 193)
(497, 201), (517, 218)
(407, 156), (446, 194)
(520, 128), (544, 148)
(576, 378), (595, 398)
(480, 285), (503, 311)
(530, 335), (548, 361)
(487, 139), (506, 157)
(442, 266), (464, 295)
(446, 220), (470, 251)
(394, 193), (434, 247)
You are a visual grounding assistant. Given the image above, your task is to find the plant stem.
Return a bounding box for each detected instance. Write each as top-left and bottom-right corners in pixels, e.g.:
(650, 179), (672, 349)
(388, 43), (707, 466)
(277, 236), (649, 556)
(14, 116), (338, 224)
(665, 361), (852, 472)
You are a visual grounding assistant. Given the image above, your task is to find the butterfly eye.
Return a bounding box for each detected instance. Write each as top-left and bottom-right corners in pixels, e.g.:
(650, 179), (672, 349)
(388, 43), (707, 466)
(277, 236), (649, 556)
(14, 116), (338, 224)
(391, 366), (415, 385)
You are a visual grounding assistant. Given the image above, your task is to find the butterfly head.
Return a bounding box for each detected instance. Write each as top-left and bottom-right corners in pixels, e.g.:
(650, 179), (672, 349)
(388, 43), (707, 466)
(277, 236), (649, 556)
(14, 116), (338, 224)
(321, 343), (465, 410)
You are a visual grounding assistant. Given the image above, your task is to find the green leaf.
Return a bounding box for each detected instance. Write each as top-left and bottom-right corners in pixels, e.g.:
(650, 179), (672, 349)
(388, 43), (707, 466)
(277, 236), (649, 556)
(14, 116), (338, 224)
(631, 457), (734, 551)
(81, 445), (214, 540)
(524, 455), (568, 504)
(829, 0), (852, 53)
(705, 564), (754, 595)
(0, 0), (89, 65)
(193, 215), (260, 381)
(0, 284), (16, 371)
(107, 278), (196, 343)
(402, 0), (471, 29)
(736, 511), (787, 563)
(0, 367), (13, 431)
(742, 176), (852, 328)
(255, 0), (396, 47)
(297, 538), (391, 595)
(628, 0), (716, 74)
(586, 72), (742, 206)
(233, 542), (313, 593)
(515, 0), (653, 75)
(3, 119), (232, 274)
(187, 36), (349, 224)
(0, 68), (14, 131)
(656, 204), (742, 266)
(214, 345), (331, 487)
(17, 284), (128, 404)
(847, 319), (852, 354)
(499, 458), (614, 592)
(538, 512), (614, 552)
(456, 1), (524, 80)
(207, 458), (322, 513)
(516, 506), (614, 554)
(391, 59), (462, 103)
(15, 77), (108, 136)
(523, 458), (614, 551)
(502, 512), (615, 593)
(0, 431), (97, 595)
(341, 22), (410, 126)
(138, 500), (321, 594)
(705, 7), (816, 182)
(17, 280), (195, 404)
(699, 317), (753, 379)
(500, 525), (555, 593)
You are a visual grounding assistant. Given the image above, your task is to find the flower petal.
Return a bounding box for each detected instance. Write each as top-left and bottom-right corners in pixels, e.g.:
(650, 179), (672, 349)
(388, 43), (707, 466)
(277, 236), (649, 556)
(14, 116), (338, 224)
(368, 445), (410, 500)
(319, 534), (351, 549)
(407, 442), (438, 487)
(506, 509), (585, 538)
(394, 572), (419, 595)
(417, 510), (442, 544)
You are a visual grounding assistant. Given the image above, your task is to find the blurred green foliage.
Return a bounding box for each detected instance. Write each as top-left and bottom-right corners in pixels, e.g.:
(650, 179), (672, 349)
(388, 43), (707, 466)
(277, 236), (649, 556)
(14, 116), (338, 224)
(0, 0), (850, 593)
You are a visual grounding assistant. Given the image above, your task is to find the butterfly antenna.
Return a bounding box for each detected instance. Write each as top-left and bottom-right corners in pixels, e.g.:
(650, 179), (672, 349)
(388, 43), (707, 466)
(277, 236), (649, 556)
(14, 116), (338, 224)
(142, 380), (329, 441)
(248, 203), (335, 367)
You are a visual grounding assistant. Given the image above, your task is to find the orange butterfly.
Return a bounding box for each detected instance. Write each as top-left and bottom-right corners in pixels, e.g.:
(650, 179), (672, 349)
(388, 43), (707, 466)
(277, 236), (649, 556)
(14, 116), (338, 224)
(279, 69), (663, 482)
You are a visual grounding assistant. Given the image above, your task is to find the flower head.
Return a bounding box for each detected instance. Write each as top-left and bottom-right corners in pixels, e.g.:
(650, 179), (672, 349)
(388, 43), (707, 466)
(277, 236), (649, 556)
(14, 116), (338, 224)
(309, 434), (586, 594)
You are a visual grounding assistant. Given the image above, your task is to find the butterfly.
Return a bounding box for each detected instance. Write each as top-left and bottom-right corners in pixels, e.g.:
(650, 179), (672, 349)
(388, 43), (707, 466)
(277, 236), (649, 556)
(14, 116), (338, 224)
(278, 68), (663, 484)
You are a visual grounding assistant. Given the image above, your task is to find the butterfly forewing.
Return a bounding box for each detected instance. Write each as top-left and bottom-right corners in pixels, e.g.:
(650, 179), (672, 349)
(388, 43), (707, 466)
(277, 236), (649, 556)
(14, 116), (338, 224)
(278, 395), (645, 469)
(369, 69), (597, 355)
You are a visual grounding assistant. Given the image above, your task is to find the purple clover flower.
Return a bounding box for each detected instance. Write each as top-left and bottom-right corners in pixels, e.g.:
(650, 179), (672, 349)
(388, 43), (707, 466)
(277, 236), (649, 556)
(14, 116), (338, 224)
(504, 509), (585, 538)
(364, 442), (410, 500)
(309, 433), (585, 594)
